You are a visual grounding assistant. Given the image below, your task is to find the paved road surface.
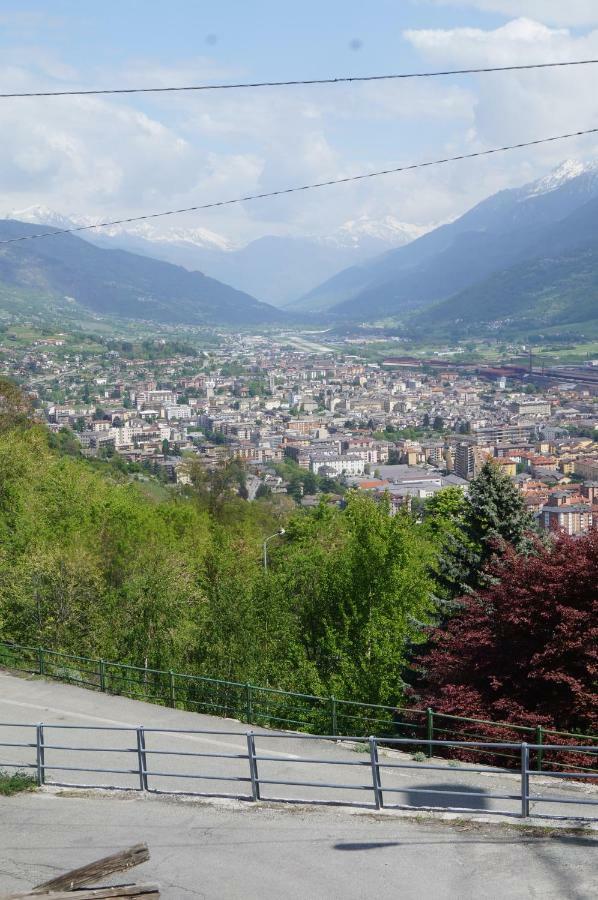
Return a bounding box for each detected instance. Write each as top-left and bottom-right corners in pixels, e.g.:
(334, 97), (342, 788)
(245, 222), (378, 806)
(1, 792), (597, 899)
(0, 672), (595, 819)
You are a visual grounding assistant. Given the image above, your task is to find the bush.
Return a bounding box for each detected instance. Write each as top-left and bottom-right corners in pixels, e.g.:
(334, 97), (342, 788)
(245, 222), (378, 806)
(0, 770), (37, 795)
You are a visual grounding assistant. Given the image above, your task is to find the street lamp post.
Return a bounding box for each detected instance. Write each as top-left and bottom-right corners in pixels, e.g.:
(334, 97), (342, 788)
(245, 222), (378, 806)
(263, 528), (285, 571)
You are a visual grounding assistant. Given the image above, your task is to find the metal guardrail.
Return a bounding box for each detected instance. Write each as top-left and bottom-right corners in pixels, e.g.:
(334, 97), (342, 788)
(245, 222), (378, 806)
(1, 641), (595, 775)
(0, 723), (596, 820)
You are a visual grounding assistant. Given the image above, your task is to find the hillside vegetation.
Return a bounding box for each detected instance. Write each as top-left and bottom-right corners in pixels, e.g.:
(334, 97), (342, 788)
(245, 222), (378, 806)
(0, 391), (594, 735)
(411, 242), (598, 338)
(0, 423), (434, 706)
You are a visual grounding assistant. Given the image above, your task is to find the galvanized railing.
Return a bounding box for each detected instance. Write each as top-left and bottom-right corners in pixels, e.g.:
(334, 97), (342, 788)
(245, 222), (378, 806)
(0, 640), (596, 774)
(0, 722), (596, 820)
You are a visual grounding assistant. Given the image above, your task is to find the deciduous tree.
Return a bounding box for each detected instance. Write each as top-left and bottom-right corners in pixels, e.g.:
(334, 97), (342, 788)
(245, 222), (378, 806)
(413, 530), (598, 733)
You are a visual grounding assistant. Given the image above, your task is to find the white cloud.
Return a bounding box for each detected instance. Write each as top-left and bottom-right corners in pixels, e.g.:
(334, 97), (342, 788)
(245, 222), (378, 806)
(0, 50), (479, 242)
(2, 22), (598, 248)
(404, 18), (598, 160)
(426, 1), (598, 27)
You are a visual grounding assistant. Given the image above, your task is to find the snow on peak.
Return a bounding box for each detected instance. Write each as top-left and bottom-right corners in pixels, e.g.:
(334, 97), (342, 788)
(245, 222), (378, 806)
(523, 159), (598, 198)
(4, 205), (234, 251)
(104, 220), (234, 252)
(324, 215), (429, 249)
(4, 205), (429, 254)
(5, 205), (82, 229)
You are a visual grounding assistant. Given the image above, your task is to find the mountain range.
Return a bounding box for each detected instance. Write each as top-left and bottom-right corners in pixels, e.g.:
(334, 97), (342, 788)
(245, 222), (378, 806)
(0, 220), (285, 326)
(291, 160), (598, 336)
(3, 159), (598, 334)
(7, 208), (426, 307)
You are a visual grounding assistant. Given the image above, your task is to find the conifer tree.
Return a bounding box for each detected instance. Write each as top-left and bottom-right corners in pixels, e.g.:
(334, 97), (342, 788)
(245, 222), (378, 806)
(467, 459), (536, 557)
(427, 460), (537, 599)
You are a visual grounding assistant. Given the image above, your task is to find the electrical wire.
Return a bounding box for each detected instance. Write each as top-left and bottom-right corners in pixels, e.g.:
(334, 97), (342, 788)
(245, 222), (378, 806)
(2, 59), (598, 98)
(1, 126), (597, 246)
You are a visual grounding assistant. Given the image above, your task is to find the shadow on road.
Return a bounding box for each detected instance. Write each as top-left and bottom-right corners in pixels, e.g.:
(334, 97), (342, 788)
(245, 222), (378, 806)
(544, 833), (598, 848)
(334, 842), (401, 851)
(403, 783), (490, 810)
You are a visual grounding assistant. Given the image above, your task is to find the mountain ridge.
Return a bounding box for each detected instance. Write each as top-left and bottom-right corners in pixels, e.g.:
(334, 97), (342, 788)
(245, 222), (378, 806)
(0, 219), (286, 326)
(6, 206), (429, 307)
(291, 159), (598, 319)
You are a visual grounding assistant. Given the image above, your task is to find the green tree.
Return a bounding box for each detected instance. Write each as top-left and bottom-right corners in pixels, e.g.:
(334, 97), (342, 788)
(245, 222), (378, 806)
(432, 461), (537, 599)
(279, 495), (435, 705)
(0, 422), (438, 711)
(468, 460), (536, 554)
(423, 487), (476, 608)
(0, 378), (32, 431)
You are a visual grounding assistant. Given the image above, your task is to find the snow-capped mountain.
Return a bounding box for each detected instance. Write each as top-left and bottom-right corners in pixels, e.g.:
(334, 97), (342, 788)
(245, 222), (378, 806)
(322, 215), (429, 250)
(6, 206), (234, 252)
(5, 205), (89, 231)
(520, 159), (598, 200)
(4, 206), (427, 306)
(291, 157), (598, 317)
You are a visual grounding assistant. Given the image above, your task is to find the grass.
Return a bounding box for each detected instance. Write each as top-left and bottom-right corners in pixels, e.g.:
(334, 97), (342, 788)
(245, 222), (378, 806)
(0, 769), (37, 796)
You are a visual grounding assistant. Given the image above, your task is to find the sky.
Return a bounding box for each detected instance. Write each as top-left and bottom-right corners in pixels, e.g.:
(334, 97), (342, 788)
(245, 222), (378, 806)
(2, 0), (598, 245)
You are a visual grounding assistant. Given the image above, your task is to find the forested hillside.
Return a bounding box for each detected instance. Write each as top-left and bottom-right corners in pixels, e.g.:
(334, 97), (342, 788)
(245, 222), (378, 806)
(0, 419), (434, 705)
(411, 242), (598, 337)
(293, 162), (598, 336)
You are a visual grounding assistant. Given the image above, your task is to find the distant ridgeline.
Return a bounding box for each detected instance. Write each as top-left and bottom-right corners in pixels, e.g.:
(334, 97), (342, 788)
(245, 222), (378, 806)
(0, 219), (286, 326)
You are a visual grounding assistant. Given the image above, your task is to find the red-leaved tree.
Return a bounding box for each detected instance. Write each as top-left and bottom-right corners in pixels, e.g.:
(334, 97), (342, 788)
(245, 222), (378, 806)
(414, 530), (598, 735)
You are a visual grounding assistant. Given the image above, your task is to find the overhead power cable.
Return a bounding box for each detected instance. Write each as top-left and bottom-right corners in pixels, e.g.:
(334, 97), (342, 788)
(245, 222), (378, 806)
(2, 59), (598, 98)
(1, 126), (596, 246)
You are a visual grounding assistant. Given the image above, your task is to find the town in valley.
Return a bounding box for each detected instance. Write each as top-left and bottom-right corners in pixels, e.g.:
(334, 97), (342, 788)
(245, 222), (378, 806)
(5, 323), (596, 535)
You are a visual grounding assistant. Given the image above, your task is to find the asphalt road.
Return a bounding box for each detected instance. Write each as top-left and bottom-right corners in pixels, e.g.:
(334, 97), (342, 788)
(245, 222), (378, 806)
(0, 672), (596, 819)
(1, 792), (597, 899)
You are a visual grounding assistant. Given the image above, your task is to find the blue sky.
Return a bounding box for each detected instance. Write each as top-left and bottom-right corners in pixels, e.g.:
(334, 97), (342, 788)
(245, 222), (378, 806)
(0, 2), (502, 75)
(1, 1), (598, 243)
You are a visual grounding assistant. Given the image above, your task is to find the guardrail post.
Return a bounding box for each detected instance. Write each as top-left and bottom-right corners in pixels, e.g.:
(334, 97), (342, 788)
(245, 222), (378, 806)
(169, 671), (176, 708)
(369, 736), (383, 810)
(426, 707), (434, 758)
(330, 696), (338, 737)
(246, 731), (260, 801)
(37, 646), (45, 676)
(535, 726), (543, 773)
(35, 723), (45, 786)
(520, 742), (530, 818)
(99, 659), (106, 692)
(245, 683), (253, 723)
(136, 726), (148, 792)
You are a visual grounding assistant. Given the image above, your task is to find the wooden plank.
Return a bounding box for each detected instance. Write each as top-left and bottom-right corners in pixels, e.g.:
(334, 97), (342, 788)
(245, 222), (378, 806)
(2, 884), (159, 899)
(30, 845), (150, 893)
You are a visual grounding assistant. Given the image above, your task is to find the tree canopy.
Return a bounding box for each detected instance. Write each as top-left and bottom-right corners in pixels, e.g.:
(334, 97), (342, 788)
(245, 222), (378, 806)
(413, 530), (598, 734)
(0, 391), (592, 736)
(425, 461), (537, 599)
(0, 422), (435, 707)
